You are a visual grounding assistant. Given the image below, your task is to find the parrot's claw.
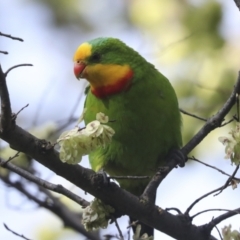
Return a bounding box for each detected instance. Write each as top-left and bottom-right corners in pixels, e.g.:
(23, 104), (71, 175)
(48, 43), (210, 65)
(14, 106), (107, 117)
(97, 169), (109, 186)
(167, 149), (186, 167)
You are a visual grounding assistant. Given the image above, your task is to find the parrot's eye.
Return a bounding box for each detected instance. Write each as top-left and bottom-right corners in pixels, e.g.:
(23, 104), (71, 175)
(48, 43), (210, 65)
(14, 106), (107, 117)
(90, 52), (101, 62)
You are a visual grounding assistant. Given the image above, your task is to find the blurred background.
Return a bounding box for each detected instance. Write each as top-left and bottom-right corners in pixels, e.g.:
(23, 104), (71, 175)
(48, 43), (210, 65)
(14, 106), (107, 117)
(1, 0), (240, 239)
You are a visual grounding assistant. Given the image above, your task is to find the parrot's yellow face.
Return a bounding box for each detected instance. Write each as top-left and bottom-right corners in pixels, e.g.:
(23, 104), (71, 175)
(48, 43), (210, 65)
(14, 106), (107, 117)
(73, 40), (134, 98)
(73, 43), (92, 79)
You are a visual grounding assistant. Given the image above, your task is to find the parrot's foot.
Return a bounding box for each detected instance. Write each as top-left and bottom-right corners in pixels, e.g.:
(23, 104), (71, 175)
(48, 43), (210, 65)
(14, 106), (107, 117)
(97, 169), (109, 185)
(166, 149), (186, 167)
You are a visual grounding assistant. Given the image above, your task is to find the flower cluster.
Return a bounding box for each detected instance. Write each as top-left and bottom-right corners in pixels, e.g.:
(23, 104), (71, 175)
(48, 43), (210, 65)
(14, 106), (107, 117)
(82, 198), (115, 231)
(57, 110), (115, 164)
(222, 225), (240, 240)
(133, 225), (154, 240)
(219, 122), (240, 165)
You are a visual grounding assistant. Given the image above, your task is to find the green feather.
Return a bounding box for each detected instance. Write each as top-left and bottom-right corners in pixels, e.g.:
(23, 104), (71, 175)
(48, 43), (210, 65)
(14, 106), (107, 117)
(83, 38), (182, 195)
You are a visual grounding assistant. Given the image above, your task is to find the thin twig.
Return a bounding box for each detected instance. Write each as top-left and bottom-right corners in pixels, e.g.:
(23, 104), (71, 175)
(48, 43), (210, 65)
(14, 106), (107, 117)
(204, 207), (240, 233)
(5, 64), (33, 77)
(15, 104), (29, 117)
(158, 33), (195, 56)
(165, 207), (182, 214)
(220, 117), (235, 127)
(179, 108), (207, 121)
(214, 225), (223, 240)
(0, 50), (8, 55)
(127, 219), (131, 240)
(3, 223), (32, 240)
(0, 158), (89, 207)
(3, 151), (20, 165)
(68, 90), (85, 122)
(127, 220), (139, 229)
(0, 32), (24, 41)
(113, 217), (124, 240)
(191, 208), (237, 219)
(109, 175), (150, 180)
(214, 165), (239, 196)
(52, 117), (79, 136)
(185, 166), (239, 216)
(190, 157), (240, 181)
(185, 184), (231, 216)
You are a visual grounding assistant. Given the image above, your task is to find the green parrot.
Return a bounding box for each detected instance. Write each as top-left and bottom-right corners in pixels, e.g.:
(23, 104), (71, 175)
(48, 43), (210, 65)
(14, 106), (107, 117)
(73, 37), (182, 237)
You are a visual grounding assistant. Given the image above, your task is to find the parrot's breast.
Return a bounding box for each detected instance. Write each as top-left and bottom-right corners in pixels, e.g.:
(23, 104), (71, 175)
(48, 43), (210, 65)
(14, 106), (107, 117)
(84, 70), (182, 194)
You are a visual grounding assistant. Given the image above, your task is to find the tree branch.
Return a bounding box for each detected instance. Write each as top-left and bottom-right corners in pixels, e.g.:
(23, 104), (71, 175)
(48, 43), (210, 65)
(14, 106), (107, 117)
(0, 32), (24, 41)
(0, 64), (12, 131)
(0, 175), (99, 240)
(0, 123), (216, 239)
(0, 157), (89, 207)
(5, 64), (33, 77)
(3, 223), (32, 240)
(233, 0), (240, 11)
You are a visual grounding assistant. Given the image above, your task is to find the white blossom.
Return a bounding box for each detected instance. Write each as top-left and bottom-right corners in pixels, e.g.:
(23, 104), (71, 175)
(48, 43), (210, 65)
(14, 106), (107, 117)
(219, 122), (240, 165)
(82, 198), (114, 231)
(57, 110), (115, 164)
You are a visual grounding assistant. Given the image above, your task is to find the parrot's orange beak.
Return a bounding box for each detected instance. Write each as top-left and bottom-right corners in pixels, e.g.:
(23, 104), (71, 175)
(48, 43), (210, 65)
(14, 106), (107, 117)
(74, 61), (87, 79)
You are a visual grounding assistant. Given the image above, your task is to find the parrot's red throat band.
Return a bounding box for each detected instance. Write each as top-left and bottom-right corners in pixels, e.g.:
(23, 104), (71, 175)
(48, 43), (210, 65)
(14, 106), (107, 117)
(91, 70), (134, 98)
